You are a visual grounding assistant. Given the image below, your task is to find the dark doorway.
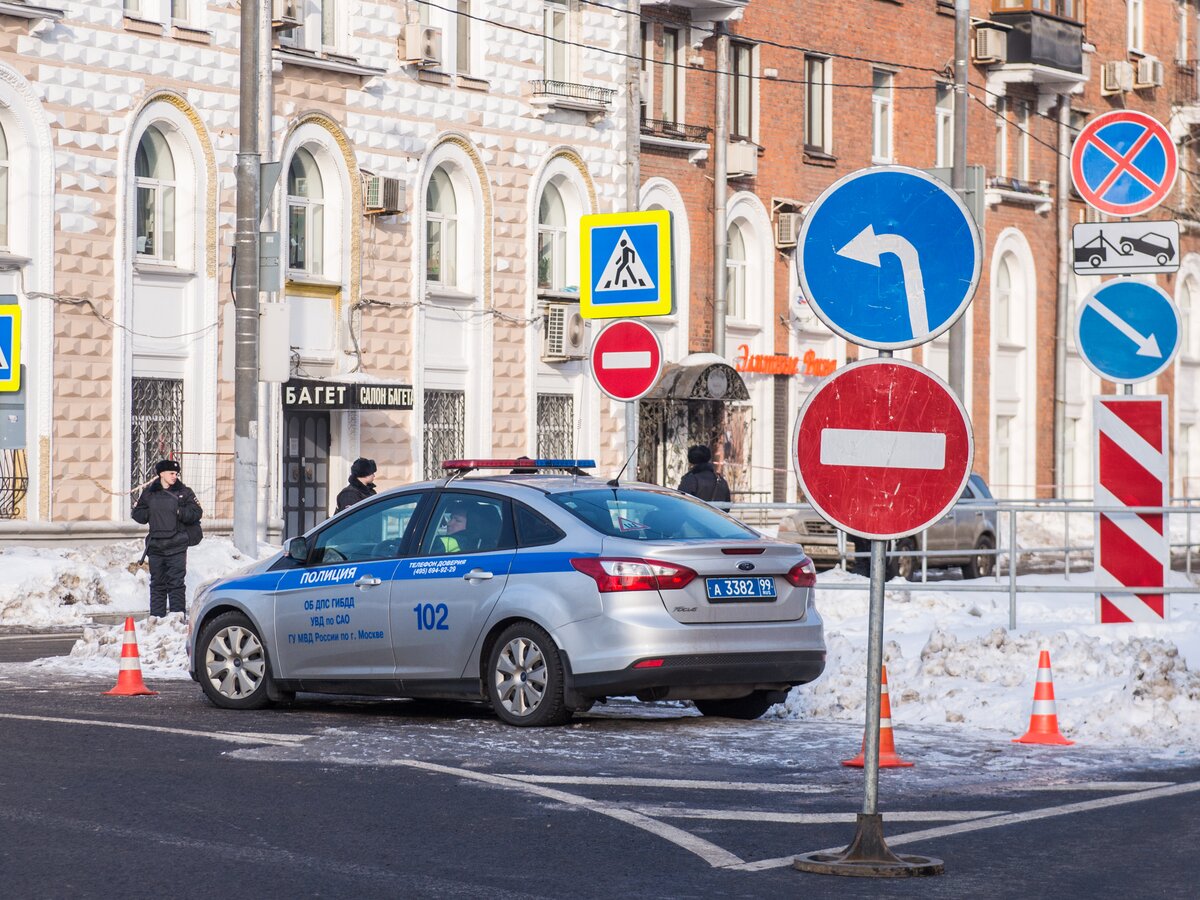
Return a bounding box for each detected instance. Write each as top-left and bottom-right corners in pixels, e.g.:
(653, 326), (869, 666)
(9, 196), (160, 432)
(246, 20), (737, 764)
(283, 411), (330, 538)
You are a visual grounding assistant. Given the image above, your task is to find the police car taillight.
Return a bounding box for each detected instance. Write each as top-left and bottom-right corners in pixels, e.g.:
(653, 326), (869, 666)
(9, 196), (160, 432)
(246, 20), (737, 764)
(785, 558), (817, 588)
(570, 557), (698, 592)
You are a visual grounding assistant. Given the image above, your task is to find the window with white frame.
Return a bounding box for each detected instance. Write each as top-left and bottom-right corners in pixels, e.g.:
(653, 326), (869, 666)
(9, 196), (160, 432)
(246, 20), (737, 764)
(1016, 99), (1031, 181)
(124, 0), (143, 14)
(544, 0), (569, 81)
(455, 1), (471, 73)
(135, 125), (177, 263)
(1182, 423), (1196, 496)
(1179, 1), (1190, 64)
(420, 0), (472, 73)
(995, 253), (1014, 342)
(1064, 416), (1079, 496)
(730, 40), (754, 141)
(281, 1), (340, 53)
(287, 147), (324, 276)
(994, 97), (1008, 179)
(662, 27), (681, 125)
(1129, 0), (1145, 53)
(871, 69), (893, 163)
(725, 223), (747, 321)
(936, 83), (954, 168)
(995, 415), (1013, 493)
(1182, 276), (1197, 357)
(538, 181), (567, 292)
(0, 123), (8, 250)
(171, 0), (189, 21)
(640, 23), (651, 121)
(426, 166), (458, 288)
(804, 56), (831, 154)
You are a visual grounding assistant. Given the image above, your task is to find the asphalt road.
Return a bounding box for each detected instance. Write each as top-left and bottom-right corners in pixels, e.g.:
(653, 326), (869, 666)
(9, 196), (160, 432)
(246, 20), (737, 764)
(0, 674), (1195, 899)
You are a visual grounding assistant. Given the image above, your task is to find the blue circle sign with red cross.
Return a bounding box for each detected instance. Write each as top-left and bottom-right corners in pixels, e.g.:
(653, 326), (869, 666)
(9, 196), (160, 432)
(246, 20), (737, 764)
(1070, 110), (1177, 217)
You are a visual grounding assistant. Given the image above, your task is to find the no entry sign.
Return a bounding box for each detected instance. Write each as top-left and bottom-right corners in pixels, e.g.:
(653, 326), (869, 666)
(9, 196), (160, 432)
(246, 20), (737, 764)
(793, 358), (974, 540)
(589, 319), (663, 402)
(1070, 110), (1177, 217)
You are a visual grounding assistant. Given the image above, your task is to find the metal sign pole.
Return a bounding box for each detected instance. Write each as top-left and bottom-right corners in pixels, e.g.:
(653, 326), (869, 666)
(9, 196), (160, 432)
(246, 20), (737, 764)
(862, 539), (886, 816)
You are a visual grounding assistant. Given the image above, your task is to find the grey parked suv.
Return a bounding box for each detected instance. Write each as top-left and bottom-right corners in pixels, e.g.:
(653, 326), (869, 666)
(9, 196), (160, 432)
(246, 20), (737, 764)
(778, 474), (998, 579)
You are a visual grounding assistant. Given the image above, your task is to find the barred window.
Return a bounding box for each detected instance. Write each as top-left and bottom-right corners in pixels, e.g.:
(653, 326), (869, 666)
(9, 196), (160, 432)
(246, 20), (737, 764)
(131, 377), (184, 489)
(424, 389), (465, 480)
(536, 394), (574, 459)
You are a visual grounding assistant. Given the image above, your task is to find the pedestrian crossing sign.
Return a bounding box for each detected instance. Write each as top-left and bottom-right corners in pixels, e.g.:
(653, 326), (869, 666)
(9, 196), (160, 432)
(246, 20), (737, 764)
(580, 209), (673, 319)
(0, 303), (19, 393)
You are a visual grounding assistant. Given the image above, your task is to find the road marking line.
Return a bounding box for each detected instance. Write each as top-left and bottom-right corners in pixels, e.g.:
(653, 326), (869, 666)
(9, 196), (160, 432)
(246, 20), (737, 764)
(724, 779), (1200, 871)
(0, 712), (310, 747)
(343, 758), (744, 868)
(496, 774), (833, 794)
(601, 350), (651, 369)
(630, 806), (1004, 824)
(819, 428), (946, 470)
(1031, 781), (1174, 792)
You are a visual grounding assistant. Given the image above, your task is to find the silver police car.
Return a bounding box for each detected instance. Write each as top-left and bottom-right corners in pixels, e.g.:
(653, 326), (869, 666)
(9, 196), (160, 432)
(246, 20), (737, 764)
(188, 459), (825, 727)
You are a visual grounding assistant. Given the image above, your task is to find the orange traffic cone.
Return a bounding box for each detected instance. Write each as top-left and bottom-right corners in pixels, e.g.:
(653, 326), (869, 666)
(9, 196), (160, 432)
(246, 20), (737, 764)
(843, 665), (914, 768)
(103, 616), (158, 697)
(1013, 650), (1072, 745)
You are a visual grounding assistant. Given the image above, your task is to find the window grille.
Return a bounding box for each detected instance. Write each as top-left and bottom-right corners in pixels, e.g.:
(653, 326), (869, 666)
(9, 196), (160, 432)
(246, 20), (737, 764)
(536, 394), (574, 459)
(0, 449), (27, 519)
(130, 377), (184, 490)
(424, 389), (465, 480)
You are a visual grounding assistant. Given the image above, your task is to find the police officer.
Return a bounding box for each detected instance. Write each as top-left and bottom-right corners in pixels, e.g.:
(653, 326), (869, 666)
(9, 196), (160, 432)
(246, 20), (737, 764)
(132, 459), (202, 617)
(335, 457), (378, 513)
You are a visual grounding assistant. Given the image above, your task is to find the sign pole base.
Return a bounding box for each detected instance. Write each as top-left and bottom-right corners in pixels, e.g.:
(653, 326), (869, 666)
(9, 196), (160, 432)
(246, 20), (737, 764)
(793, 813), (944, 877)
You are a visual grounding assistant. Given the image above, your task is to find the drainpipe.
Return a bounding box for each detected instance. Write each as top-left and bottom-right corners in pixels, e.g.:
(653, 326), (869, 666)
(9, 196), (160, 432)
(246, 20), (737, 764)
(713, 23), (729, 357)
(1054, 96), (1071, 498)
(625, 1), (642, 470)
(947, 0), (969, 400)
(257, 0), (275, 544)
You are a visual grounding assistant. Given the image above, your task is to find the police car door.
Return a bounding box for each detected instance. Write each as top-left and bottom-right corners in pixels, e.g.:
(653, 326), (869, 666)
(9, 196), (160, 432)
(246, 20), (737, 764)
(274, 492), (427, 680)
(390, 491), (516, 682)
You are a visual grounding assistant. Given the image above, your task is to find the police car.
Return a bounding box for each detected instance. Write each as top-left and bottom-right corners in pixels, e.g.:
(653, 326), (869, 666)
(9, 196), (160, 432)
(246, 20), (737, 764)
(188, 459), (825, 727)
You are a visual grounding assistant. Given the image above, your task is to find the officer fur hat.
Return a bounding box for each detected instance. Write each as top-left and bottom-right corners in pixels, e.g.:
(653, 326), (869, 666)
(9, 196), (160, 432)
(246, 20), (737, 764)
(687, 445), (712, 466)
(350, 457), (377, 479)
(154, 459), (181, 475)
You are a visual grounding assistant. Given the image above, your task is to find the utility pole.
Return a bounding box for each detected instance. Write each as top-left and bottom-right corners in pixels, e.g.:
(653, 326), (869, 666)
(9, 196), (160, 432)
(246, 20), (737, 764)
(713, 24), (729, 358)
(1053, 97), (1071, 497)
(624, 1), (641, 472)
(233, 0), (261, 555)
(948, 0), (969, 400)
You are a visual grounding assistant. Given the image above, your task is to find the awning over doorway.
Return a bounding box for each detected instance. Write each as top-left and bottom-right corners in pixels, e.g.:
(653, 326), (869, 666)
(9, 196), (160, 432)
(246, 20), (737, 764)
(644, 353), (749, 402)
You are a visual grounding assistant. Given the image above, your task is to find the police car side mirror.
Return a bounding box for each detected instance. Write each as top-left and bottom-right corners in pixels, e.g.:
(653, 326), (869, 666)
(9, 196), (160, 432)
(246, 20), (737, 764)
(286, 537), (309, 563)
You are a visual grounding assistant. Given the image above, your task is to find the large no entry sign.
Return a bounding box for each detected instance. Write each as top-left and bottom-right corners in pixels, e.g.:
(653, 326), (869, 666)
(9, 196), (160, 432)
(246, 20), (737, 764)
(1070, 111), (1177, 217)
(793, 358), (974, 540)
(589, 319), (663, 402)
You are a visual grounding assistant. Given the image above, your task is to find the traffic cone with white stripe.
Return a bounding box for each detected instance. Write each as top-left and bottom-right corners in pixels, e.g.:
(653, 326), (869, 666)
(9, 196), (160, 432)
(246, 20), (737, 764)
(103, 616), (158, 697)
(1013, 650), (1072, 745)
(843, 665), (914, 768)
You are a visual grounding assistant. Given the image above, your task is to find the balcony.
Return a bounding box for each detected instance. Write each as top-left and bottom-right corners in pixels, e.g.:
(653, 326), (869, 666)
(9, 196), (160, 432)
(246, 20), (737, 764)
(529, 80), (616, 123)
(1171, 60), (1200, 141)
(984, 7), (1087, 107)
(640, 117), (712, 163)
(640, 0), (748, 22)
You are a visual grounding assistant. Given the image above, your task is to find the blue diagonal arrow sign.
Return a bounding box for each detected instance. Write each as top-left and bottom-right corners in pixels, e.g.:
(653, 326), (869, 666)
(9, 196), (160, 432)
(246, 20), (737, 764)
(1075, 280), (1180, 383)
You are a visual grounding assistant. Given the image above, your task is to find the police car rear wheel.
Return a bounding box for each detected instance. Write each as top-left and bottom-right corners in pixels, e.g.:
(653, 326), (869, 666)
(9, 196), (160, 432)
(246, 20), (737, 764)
(198, 612), (274, 710)
(487, 622), (570, 727)
(694, 692), (776, 720)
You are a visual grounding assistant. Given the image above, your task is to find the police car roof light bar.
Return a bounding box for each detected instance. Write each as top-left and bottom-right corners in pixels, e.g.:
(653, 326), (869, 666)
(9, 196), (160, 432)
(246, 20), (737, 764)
(441, 458), (597, 474)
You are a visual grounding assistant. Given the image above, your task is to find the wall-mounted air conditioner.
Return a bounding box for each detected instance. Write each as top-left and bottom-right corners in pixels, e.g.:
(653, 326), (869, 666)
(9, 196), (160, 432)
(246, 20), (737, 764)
(775, 212), (801, 248)
(543, 303), (587, 361)
(1101, 60), (1135, 95)
(272, 0), (300, 31)
(726, 141), (758, 179)
(1135, 56), (1164, 89)
(401, 23), (443, 68)
(973, 28), (1007, 65)
(364, 174), (405, 215)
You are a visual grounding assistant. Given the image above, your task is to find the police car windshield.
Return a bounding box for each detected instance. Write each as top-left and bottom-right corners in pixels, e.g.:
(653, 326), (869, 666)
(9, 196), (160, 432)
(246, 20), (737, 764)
(549, 488), (757, 541)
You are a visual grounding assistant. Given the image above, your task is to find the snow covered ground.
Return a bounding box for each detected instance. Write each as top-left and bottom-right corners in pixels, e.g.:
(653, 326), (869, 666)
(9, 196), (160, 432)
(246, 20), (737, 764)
(1, 537), (1197, 755)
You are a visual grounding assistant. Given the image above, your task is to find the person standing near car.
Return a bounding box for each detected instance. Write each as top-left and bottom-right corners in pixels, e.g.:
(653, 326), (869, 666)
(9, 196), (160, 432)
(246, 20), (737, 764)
(131, 459), (202, 618)
(678, 445), (732, 504)
(335, 457), (377, 514)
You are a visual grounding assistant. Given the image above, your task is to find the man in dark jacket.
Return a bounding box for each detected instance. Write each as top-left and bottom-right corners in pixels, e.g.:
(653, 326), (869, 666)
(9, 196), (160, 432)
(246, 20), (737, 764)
(335, 457), (378, 514)
(131, 459), (203, 617)
(678, 445), (732, 503)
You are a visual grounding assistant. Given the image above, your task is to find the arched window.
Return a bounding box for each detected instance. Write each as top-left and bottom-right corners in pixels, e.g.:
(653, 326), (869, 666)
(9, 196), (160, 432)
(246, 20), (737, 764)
(538, 181), (567, 291)
(0, 123), (8, 249)
(287, 147), (325, 275)
(426, 166), (458, 287)
(995, 253), (1013, 342)
(1181, 276), (1197, 358)
(135, 125), (176, 262)
(725, 223), (747, 321)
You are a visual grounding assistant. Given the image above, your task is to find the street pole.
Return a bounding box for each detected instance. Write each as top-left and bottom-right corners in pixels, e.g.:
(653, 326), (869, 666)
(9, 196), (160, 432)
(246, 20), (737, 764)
(947, 0), (969, 400)
(233, 0), (261, 555)
(624, 1), (641, 472)
(1054, 97), (1071, 497)
(713, 24), (729, 358)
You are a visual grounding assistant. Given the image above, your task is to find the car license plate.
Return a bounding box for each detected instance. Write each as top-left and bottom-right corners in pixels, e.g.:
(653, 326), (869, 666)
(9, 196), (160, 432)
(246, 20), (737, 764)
(706, 576), (777, 601)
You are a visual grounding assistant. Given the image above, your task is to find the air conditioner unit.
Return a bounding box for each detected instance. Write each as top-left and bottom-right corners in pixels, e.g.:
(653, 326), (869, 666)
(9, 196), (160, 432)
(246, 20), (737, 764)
(543, 303), (587, 361)
(973, 27), (1007, 65)
(1135, 56), (1164, 89)
(775, 212), (801, 248)
(364, 174), (405, 215)
(1101, 60), (1135, 95)
(272, 0), (300, 31)
(401, 23), (443, 67)
(726, 141), (758, 179)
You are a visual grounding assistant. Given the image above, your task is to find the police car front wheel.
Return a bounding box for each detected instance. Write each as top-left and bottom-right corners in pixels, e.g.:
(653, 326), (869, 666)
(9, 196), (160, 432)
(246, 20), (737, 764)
(198, 611), (275, 710)
(486, 622), (571, 727)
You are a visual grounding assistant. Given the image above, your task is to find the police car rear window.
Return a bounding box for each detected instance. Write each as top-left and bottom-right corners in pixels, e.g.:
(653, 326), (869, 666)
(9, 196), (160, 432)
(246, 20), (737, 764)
(549, 489), (756, 541)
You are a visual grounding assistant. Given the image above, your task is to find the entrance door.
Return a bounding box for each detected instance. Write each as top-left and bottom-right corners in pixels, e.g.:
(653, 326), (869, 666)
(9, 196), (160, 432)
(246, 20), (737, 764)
(283, 411), (330, 538)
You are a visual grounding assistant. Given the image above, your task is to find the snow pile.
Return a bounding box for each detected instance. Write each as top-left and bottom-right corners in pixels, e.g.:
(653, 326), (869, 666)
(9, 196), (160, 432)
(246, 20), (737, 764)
(48, 613), (193, 679)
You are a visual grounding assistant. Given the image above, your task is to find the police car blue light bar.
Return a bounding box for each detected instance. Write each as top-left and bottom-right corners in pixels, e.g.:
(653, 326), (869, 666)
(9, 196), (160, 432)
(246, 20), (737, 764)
(441, 458), (597, 470)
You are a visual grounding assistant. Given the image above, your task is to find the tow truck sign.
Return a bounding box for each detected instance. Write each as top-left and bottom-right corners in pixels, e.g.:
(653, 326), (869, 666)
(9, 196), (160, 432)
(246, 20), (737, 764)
(1072, 221), (1180, 276)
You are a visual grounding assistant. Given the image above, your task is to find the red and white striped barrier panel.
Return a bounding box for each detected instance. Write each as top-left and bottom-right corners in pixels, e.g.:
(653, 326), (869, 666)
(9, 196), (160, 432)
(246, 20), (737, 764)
(1093, 396), (1168, 623)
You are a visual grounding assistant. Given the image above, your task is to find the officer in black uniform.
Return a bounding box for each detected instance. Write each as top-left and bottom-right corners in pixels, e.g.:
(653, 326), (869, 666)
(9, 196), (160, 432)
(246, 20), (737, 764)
(132, 459), (203, 617)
